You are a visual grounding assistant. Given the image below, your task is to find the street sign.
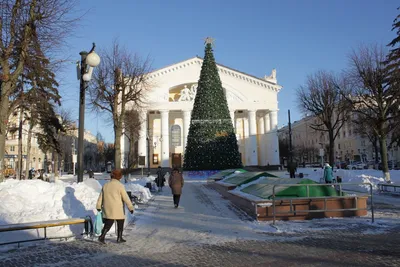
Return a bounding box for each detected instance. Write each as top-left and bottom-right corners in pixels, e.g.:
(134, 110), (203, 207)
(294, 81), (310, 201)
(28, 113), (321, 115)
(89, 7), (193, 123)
(72, 155), (77, 163)
(319, 148), (325, 157)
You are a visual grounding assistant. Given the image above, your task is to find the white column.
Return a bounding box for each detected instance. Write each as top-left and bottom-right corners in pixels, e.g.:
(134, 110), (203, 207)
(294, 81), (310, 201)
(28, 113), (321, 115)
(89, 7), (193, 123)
(182, 110), (191, 149)
(269, 110), (280, 165)
(160, 110), (170, 168)
(248, 110), (258, 166)
(258, 116), (265, 166)
(264, 113), (270, 133)
(264, 112), (271, 165)
(244, 118), (249, 166)
(230, 110), (235, 129)
(120, 122), (126, 169)
(138, 110), (147, 166)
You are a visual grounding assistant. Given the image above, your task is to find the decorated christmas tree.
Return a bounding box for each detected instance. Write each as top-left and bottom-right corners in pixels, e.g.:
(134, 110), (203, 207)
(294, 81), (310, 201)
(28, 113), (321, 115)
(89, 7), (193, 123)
(183, 38), (242, 170)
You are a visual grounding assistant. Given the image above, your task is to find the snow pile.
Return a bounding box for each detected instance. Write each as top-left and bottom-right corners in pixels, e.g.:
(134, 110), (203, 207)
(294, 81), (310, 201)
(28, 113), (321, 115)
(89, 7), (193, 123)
(292, 168), (400, 193)
(124, 183), (152, 203)
(0, 178), (134, 244)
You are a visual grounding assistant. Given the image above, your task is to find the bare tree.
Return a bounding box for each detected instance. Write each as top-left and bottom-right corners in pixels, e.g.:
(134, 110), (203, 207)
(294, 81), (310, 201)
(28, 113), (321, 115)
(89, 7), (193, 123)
(297, 71), (352, 166)
(89, 40), (152, 170)
(124, 109), (141, 169)
(345, 45), (400, 182)
(0, 0), (78, 181)
(352, 112), (379, 167)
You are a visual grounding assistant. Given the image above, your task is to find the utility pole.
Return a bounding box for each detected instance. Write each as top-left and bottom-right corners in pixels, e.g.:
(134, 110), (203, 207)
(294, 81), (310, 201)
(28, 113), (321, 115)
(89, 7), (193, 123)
(288, 110), (293, 165)
(146, 112), (151, 176)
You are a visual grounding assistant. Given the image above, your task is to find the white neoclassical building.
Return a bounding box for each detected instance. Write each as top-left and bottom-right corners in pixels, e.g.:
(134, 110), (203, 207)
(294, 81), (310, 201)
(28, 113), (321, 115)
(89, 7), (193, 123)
(122, 56), (282, 169)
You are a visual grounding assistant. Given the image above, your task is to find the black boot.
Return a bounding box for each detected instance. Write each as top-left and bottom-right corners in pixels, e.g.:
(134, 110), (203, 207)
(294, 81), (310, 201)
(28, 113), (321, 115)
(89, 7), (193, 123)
(116, 220), (126, 243)
(117, 229), (126, 243)
(98, 228), (108, 244)
(98, 223), (112, 244)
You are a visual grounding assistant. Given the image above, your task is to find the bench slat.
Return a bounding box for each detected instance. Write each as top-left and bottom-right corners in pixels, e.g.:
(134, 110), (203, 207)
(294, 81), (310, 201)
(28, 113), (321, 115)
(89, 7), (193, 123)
(0, 218), (87, 232)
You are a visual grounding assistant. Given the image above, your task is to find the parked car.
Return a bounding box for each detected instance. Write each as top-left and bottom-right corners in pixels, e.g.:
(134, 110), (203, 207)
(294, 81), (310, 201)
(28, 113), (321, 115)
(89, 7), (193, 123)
(346, 162), (367, 170)
(336, 161), (348, 169)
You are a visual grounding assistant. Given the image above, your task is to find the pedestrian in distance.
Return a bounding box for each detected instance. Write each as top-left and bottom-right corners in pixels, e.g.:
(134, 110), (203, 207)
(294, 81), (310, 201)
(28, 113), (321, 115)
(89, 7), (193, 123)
(168, 168), (184, 208)
(155, 166), (166, 192)
(287, 161), (297, 178)
(323, 163), (333, 183)
(96, 169), (134, 244)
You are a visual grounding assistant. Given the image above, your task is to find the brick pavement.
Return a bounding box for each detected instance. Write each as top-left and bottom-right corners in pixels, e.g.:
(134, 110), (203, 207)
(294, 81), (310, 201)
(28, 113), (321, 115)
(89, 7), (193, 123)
(0, 181), (399, 267)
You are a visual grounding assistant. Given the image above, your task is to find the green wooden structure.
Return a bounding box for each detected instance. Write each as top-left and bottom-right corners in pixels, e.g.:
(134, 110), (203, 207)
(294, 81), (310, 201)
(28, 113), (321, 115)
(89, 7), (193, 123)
(240, 178), (344, 199)
(207, 169), (247, 181)
(222, 172), (278, 186)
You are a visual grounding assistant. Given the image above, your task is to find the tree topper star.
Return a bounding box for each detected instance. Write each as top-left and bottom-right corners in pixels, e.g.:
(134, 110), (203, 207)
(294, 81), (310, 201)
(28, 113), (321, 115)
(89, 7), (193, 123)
(204, 37), (215, 46)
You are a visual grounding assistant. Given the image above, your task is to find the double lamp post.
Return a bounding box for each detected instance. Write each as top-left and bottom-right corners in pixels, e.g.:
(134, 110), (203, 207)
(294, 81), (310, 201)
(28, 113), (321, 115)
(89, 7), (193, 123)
(76, 43), (100, 183)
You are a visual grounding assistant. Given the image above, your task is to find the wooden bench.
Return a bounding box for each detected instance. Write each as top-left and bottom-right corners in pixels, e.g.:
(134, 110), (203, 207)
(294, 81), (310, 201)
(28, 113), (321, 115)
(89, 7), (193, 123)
(0, 216), (93, 246)
(378, 183), (400, 194)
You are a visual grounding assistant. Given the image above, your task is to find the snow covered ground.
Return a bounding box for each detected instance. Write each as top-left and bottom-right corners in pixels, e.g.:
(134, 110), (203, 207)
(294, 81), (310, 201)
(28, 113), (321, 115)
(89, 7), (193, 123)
(0, 169), (399, 251)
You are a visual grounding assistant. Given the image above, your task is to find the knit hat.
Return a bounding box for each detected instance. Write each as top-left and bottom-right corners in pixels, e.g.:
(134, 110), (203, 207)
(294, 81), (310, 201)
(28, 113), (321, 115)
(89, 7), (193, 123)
(111, 169), (123, 180)
(324, 163), (330, 167)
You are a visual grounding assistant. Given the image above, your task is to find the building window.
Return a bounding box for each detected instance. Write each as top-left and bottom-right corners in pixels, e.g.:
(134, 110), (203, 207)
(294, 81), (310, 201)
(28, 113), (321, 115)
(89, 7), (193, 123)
(10, 146), (15, 152)
(153, 154), (159, 164)
(338, 144), (341, 149)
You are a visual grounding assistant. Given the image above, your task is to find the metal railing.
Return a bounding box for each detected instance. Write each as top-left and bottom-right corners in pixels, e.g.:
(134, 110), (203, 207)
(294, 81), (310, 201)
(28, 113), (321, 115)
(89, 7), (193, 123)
(0, 216), (93, 247)
(271, 183), (374, 224)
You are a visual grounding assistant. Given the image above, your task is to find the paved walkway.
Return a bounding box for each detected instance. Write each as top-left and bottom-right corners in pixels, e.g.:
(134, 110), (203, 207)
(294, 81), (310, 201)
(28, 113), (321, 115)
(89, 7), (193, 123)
(1, 180), (400, 266)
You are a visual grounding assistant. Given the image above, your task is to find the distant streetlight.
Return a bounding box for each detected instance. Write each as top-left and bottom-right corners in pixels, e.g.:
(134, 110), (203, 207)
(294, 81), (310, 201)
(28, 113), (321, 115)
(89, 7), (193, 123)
(76, 43), (100, 183)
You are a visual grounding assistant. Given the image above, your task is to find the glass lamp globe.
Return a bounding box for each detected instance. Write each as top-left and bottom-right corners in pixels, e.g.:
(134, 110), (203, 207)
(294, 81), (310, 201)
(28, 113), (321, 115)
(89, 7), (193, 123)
(86, 51), (100, 67)
(82, 73), (91, 81)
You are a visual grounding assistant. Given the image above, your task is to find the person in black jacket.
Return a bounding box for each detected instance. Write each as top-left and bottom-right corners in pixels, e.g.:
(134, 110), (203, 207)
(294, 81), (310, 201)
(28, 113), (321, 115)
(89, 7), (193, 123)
(155, 166), (166, 192)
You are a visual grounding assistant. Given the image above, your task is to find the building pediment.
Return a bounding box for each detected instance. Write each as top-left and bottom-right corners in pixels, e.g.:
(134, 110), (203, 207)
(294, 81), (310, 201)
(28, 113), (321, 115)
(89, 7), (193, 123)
(169, 83), (247, 103)
(147, 57), (282, 93)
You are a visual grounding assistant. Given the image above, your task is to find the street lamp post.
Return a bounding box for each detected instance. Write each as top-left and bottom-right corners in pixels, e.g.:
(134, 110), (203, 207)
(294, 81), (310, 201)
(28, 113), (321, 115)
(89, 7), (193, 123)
(76, 43), (100, 183)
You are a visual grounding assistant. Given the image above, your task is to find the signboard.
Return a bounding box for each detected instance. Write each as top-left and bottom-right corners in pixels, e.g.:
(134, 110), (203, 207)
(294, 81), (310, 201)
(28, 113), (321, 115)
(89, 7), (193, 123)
(319, 148), (325, 157)
(171, 125), (181, 146)
(72, 155), (77, 163)
(138, 156), (146, 166)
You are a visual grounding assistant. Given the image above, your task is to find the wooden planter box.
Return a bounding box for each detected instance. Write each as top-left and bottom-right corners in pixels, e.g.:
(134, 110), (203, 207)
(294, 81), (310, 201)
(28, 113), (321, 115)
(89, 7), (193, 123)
(209, 182), (369, 221)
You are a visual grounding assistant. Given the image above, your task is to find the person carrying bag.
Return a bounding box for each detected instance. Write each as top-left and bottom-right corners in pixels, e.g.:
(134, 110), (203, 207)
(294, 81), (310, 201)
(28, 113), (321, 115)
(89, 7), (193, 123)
(96, 169), (134, 244)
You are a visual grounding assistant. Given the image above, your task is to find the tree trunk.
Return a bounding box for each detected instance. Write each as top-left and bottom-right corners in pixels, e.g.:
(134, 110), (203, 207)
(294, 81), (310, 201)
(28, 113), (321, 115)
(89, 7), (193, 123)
(0, 92), (10, 182)
(373, 137), (379, 168)
(114, 123), (122, 170)
(17, 107), (24, 180)
(378, 130), (390, 182)
(25, 123), (33, 179)
(328, 130), (335, 167)
(54, 152), (59, 181)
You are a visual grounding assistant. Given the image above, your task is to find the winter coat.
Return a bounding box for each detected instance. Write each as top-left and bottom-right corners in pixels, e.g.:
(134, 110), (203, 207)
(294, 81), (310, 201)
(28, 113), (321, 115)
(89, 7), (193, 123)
(323, 166), (333, 182)
(155, 170), (165, 187)
(169, 172), (184, 195)
(96, 179), (134, 220)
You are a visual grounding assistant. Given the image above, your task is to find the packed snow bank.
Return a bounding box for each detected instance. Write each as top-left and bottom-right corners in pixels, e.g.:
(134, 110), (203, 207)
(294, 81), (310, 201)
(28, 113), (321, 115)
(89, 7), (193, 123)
(286, 168), (400, 193)
(0, 178), (134, 244)
(124, 183), (152, 203)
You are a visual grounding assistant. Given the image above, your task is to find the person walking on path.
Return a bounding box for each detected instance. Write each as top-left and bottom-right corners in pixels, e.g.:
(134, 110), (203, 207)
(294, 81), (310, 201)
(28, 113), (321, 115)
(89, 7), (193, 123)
(155, 166), (166, 192)
(323, 163), (333, 183)
(287, 161), (297, 178)
(96, 169), (134, 244)
(168, 168), (184, 208)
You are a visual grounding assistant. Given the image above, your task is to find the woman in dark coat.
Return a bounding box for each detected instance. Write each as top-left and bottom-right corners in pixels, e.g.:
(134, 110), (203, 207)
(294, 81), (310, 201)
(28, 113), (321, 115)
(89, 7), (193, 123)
(168, 168), (184, 208)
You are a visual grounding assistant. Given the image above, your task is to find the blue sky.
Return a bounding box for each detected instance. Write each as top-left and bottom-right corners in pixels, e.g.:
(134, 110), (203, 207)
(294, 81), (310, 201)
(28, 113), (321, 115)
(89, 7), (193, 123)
(57, 0), (399, 143)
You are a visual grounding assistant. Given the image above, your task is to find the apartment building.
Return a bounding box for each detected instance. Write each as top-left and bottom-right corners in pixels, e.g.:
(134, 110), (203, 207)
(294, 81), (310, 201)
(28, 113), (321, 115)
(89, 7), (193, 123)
(278, 115), (400, 166)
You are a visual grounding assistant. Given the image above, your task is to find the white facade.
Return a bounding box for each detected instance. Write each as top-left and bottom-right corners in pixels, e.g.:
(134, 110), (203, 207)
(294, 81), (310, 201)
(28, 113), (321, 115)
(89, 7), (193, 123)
(122, 57), (282, 168)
